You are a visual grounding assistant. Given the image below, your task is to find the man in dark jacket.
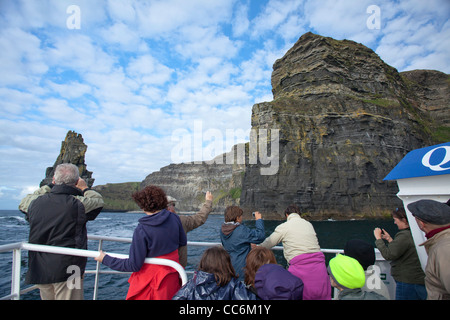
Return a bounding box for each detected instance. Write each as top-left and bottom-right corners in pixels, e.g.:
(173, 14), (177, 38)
(19, 163), (104, 300)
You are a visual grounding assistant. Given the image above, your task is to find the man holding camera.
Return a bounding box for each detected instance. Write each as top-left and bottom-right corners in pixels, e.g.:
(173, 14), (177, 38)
(19, 163), (104, 300)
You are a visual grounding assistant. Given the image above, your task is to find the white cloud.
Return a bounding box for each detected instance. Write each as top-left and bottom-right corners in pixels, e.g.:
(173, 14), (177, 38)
(17, 186), (39, 200)
(174, 25), (241, 61)
(232, 3), (250, 37)
(374, 1), (450, 72)
(47, 81), (92, 99)
(127, 55), (174, 85)
(251, 0), (304, 39)
(47, 33), (116, 74)
(0, 27), (48, 88)
(106, 0), (137, 24)
(0, 88), (37, 118)
(38, 98), (89, 124)
(135, 0), (234, 37)
(305, 0), (379, 43)
(100, 22), (142, 50)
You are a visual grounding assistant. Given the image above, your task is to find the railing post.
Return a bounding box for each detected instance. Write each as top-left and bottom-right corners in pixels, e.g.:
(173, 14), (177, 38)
(92, 239), (103, 300)
(11, 247), (22, 300)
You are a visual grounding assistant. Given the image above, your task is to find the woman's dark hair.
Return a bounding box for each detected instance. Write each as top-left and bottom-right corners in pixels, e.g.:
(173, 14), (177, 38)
(199, 246), (237, 286)
(284, 204), (301, 216)
(132, 185), (168, 213)
(392, 207), (407, 220)
(244, 247), (277, 287)
(224, 206), (243, 222)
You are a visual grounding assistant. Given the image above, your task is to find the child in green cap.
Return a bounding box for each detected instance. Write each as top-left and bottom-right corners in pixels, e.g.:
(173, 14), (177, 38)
(328, 254), (386, 300)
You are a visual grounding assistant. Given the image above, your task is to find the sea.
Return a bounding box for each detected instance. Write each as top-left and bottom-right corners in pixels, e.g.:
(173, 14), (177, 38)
(0, 210), (397, 300)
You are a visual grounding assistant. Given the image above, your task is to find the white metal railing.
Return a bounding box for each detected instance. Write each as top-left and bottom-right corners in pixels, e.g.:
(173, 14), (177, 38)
(0, 236), (187, 300)
(0, 235), (392, 300)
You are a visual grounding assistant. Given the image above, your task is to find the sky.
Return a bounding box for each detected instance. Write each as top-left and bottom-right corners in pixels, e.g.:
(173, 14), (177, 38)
(0, 0), (449, 209)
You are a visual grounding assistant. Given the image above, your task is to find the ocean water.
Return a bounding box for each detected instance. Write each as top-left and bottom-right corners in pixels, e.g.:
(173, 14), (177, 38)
(0, 210), (397, 300)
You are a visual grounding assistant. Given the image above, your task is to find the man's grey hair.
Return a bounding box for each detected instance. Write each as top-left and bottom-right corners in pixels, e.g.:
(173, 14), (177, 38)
(54, 163), (80, 186)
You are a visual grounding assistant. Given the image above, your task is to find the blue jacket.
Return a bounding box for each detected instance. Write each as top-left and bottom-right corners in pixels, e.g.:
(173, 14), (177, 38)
(102, 209), (187, 272)
(172, 270), (257, 300)
(220, 220), (265, 280)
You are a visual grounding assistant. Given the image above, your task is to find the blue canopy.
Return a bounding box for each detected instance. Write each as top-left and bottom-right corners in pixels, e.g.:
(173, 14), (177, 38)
(384, 142), (450, 181)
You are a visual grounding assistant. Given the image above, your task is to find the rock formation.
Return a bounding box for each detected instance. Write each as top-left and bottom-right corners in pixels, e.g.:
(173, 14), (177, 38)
(141, 145), (245, 212)
(40, 130), (95, 187)
(239, 32), (447, 219)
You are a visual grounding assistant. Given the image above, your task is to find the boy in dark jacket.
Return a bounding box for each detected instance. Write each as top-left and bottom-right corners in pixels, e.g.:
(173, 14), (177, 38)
(220, 206), (265, 280)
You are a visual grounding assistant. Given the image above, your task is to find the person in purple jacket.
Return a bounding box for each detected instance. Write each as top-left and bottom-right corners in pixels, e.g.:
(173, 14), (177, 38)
(95, 185), (187, 300)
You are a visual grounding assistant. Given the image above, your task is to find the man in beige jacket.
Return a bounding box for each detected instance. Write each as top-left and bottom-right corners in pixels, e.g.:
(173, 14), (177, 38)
(167, 192), (213, 267)
(260, 204), (331, 300)
(408, 199), (450, 300)
(259, 205), (320, 262)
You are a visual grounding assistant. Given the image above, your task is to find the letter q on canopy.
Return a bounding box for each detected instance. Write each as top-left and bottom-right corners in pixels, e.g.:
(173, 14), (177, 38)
(384, 142), (450, 271)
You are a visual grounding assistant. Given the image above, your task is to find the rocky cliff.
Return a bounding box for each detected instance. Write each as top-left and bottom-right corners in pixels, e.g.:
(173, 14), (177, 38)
(400, 69), (450, 140)
(141, 145), (245, 212)
(40, 130), (95, 187)
(239, 32), (448, 219)
(92, 182), (140, 211)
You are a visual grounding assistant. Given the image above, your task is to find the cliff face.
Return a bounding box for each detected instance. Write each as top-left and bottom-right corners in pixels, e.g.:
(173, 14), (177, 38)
(239, 32), (447, 219)
(400, 69), (450, 141)
(141, 145), (245, 212)
(40, 130), (95, 187)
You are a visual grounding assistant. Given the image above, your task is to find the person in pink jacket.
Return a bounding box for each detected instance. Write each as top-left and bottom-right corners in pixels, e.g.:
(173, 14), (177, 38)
(260, 204), (331, 300)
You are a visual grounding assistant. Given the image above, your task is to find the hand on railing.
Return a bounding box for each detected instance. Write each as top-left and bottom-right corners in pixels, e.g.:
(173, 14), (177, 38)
(94, 250), (106, 263)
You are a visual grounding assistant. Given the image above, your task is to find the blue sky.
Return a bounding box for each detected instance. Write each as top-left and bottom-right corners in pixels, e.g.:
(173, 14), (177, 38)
(0, 0), (449, 209)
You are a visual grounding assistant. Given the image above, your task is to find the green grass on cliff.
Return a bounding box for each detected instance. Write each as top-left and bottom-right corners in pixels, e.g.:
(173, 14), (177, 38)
(93, 182), (140, 211)
(433, 126), (450, 143)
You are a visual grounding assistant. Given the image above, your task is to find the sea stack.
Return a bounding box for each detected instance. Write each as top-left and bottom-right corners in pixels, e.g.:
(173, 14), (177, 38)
(40, 130), (95, 188)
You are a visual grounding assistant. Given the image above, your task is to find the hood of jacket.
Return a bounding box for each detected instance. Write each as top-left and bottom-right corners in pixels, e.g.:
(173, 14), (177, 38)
(187, 271), (224, 300)
(255, 264), (304, 300)
(173, 270), (257, 300)
(221, 221), (240, 236)
(138, 208), (172, 227)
